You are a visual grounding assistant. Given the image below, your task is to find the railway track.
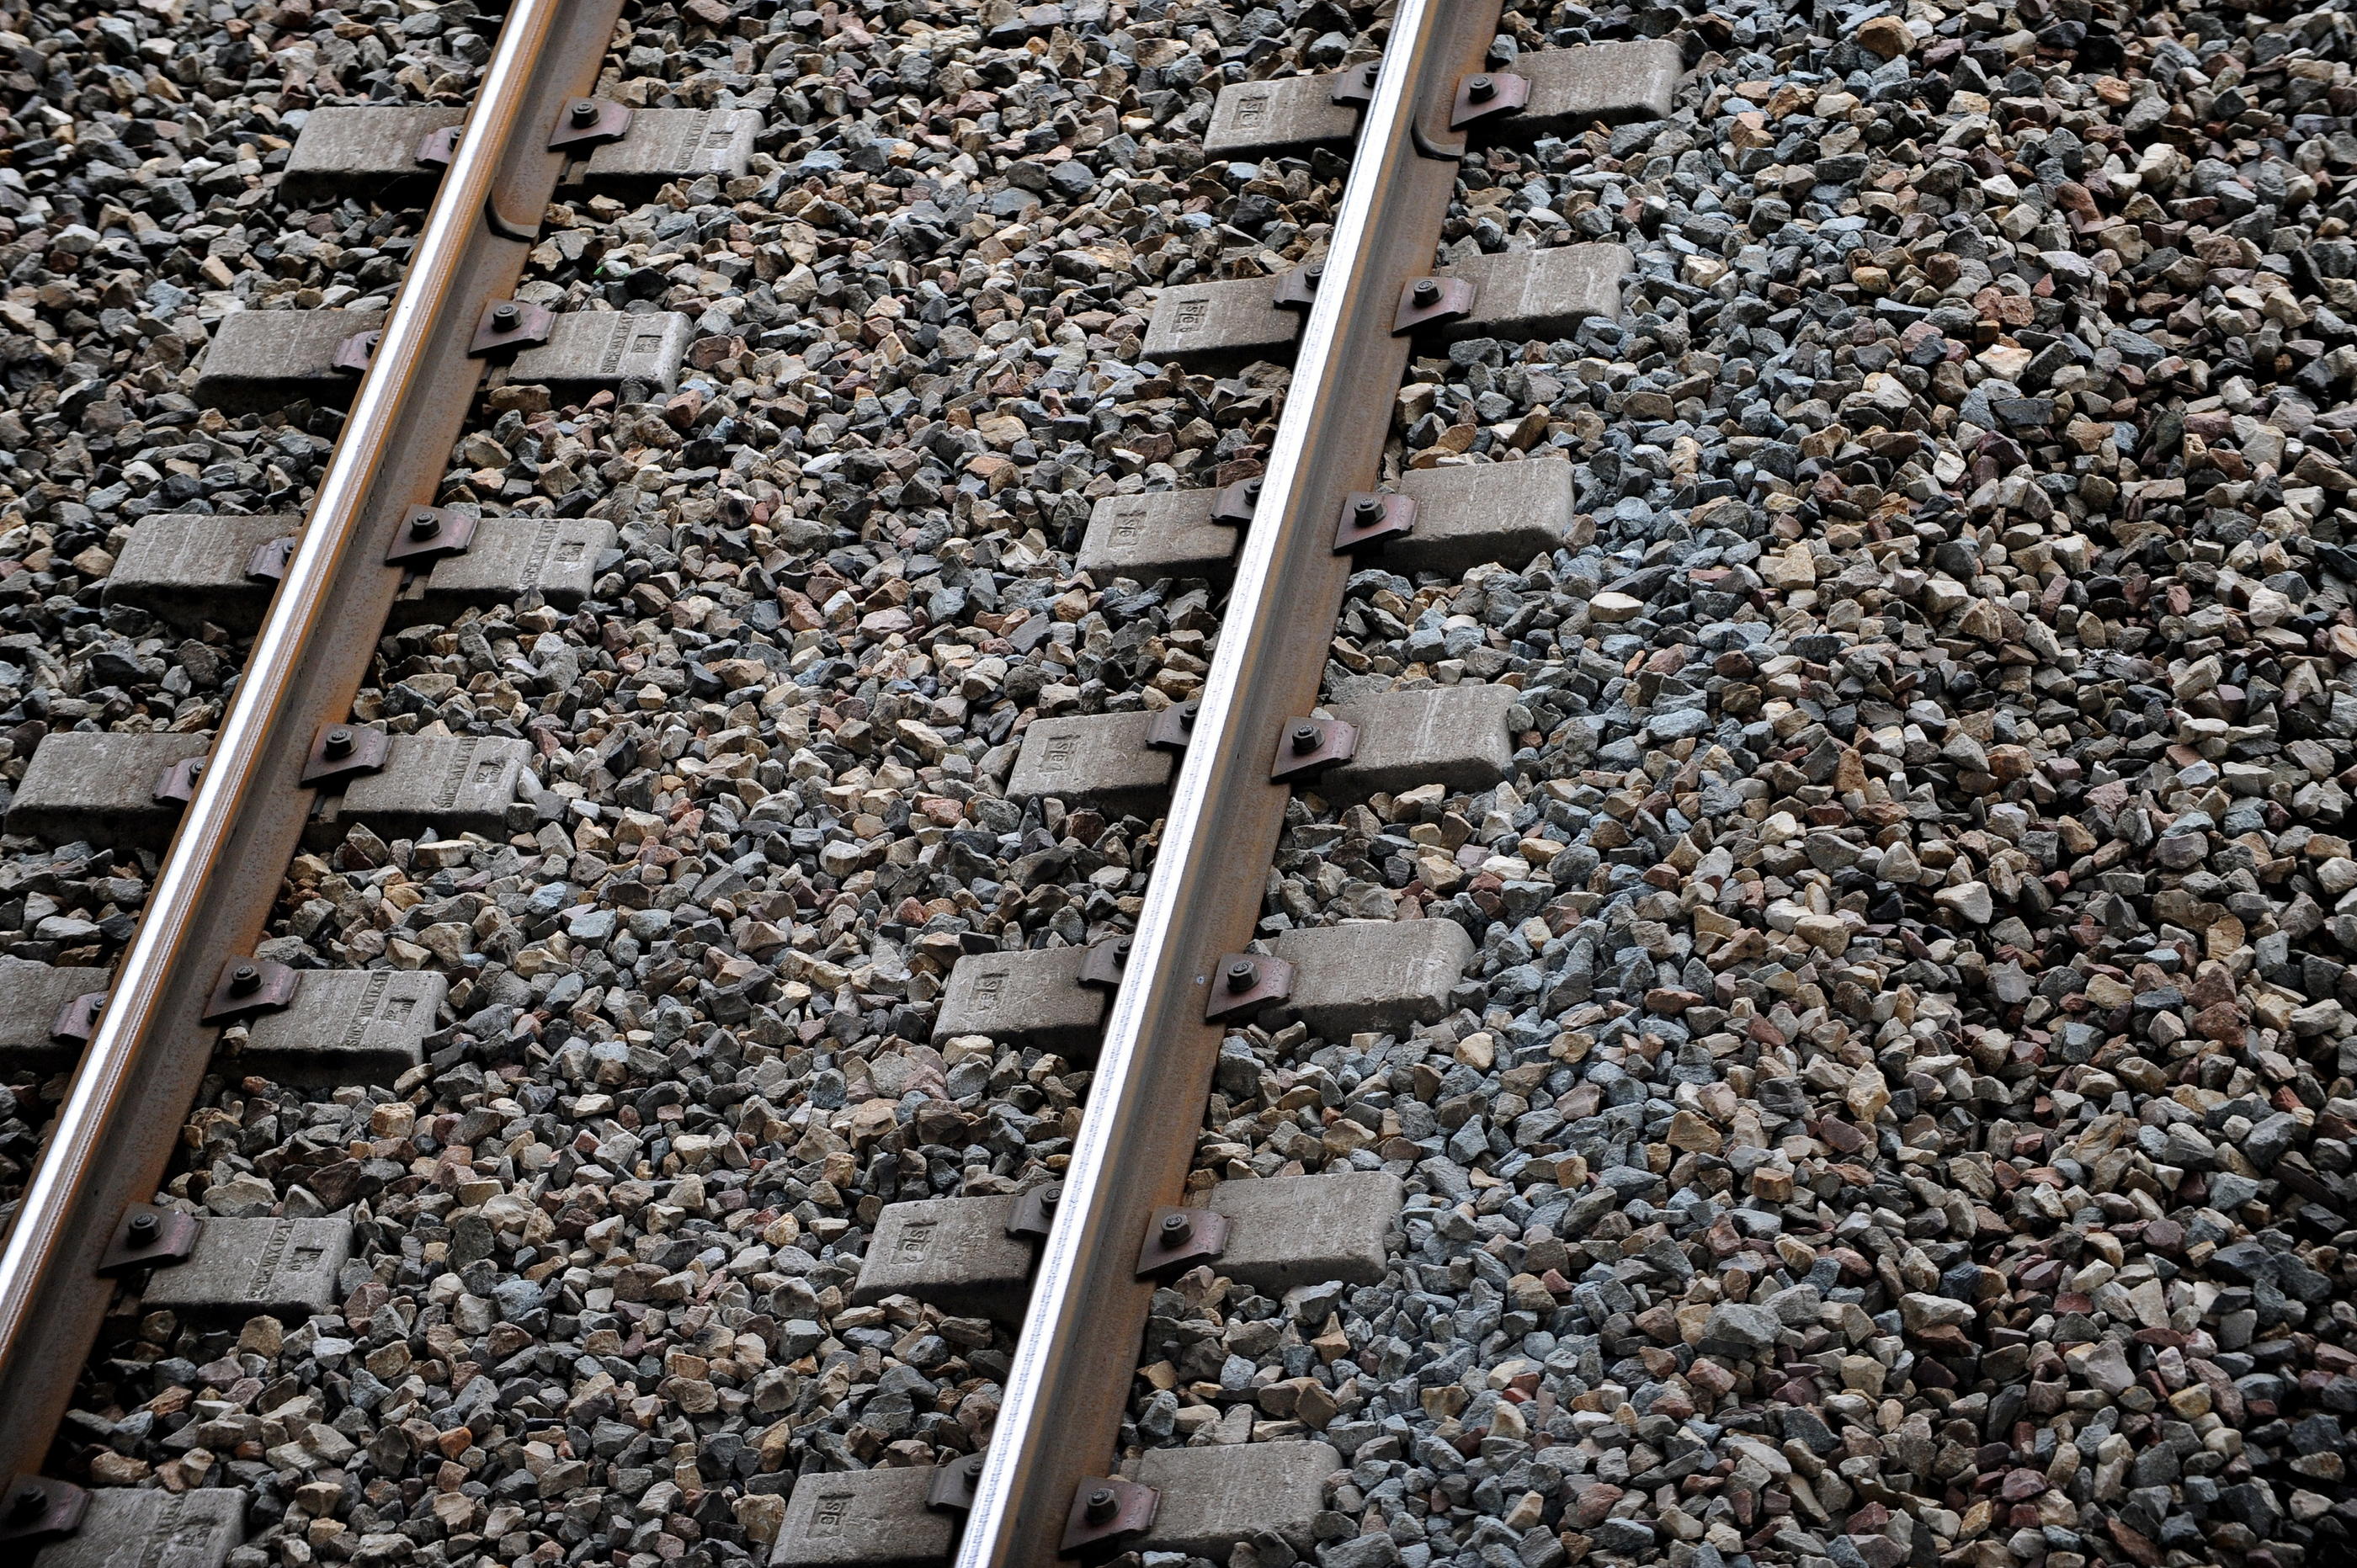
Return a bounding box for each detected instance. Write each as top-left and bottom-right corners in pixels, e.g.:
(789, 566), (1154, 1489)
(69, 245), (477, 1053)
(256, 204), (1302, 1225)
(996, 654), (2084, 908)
(954, 2), (1559, 1559)
(1, 0), (1594, 1554)
(0, 0), (1649, 1555)
(0, 0), (638, 1507)
(1, 0), (2355, 1566)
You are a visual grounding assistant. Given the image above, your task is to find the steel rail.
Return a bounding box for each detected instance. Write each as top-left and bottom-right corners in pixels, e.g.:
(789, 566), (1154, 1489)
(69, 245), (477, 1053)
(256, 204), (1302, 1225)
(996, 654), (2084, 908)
(955, 1), (1505, 1559)
(0, 0), (627, 1473)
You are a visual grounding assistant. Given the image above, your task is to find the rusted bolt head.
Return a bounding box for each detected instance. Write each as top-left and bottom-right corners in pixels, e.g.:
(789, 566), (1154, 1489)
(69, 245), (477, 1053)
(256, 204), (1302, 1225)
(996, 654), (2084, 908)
(1354, 495), (1386, 523)
(126, 1211), (159, 1245)
(409, 510), (442, 539)
(1467, 74), (1496, 102)
(1083, 1487), (1118, 1524)
(323, 726), (354, 759)
(1290, 721), (1322, 754)
(1412, 278), (1441, 306)
(1160, 1212), (1193, 1244)
(492, 301), (520, 329)
(1224, 957), (1258, 991)
(570, 98), (600, 125)
(229, 962), (261, 996)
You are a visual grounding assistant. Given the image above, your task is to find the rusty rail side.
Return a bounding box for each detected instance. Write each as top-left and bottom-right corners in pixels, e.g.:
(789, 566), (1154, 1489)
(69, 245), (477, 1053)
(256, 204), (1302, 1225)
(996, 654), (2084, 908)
(0, 0), (628, 1475)
(953, 1), (1505, 1560)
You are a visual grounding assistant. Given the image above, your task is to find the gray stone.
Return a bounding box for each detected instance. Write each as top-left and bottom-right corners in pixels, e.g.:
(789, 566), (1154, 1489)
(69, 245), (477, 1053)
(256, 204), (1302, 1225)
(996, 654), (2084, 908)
(142, 1216), (353, 1321)
(1204, 73), (1359, 159)
(1134, 1441), (1341, 1557)
(933, 945), (1107, 1054)
(853, 1194), (1033, 1322)
(1326, 684), (1517, 796)
(408, 515), (618, 619)
(769, 1465), (953, 1568)
(34, 1489), (244, 1568)
(1322, 1536), (1402, 1568)
(318, 733), (534, 843)
(2245, 1110), (2297, 1167)
(1141, 278), (1301, 364)
(5, 731), (210, 849)
(1592, 1518), (1656, 1554)
(236, 970), (446, 1086)
(1392, 458), (1577, 576)
(279, 104), (460, 201)
(1207, 1172), (1403, 1291)
(1698, 1300), (1783, 1358)
(0, 959), (111, 1071)
(1077, 491), (1239, 582)
(582, 109), (761, 186)
(508, 311), (694, 401)
(2210, 1172), (2262, 1210)
(103, 513), (297, 634)
(2069, 1338), (2135, 1395)
(1006, 710), (1172, 816)
(1270, 919), (1474, 1036)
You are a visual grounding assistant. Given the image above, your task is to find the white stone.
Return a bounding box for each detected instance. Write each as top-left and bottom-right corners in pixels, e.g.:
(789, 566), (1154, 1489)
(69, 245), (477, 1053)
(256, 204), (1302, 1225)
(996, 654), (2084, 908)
(1934, 881), (1993, 923)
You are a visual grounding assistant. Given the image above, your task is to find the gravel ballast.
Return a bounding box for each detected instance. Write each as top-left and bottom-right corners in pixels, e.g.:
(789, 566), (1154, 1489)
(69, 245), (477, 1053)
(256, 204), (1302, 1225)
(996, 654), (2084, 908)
(3, 0), (2357, 1567)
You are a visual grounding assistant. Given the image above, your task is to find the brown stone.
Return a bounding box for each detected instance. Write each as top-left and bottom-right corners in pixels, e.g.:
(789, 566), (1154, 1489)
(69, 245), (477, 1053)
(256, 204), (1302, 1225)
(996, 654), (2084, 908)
(2193, 1002), (2245, 1043)
(1856, 17), (1914, 56)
